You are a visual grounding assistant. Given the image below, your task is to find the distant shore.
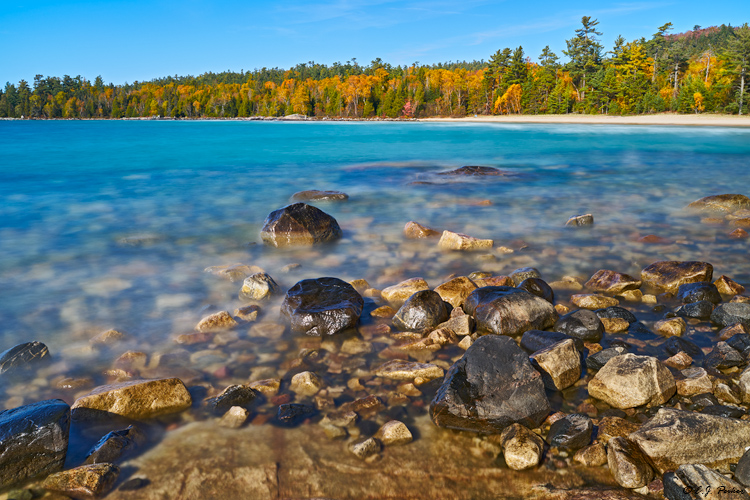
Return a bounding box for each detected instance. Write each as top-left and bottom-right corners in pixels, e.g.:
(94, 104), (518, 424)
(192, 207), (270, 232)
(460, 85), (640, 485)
(421, 113), (750, 127)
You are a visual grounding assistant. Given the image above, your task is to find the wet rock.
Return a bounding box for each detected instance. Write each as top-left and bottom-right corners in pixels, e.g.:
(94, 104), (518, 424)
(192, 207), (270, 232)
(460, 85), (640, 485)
(234, 305), (261, 322)
(676, 367), (713, 396)
(687, 194), (750, 213)
(607, 437), (654, 489)
(473, 275), (514, 287)
(571, 294), (618, 309)
(547, 414), (592, 451)
(381, 278), (430, 307)
(585, 270), (642, 294)
(437, 165), (509, 176)
(554, 309), (604, 342)
(595, 306), (637, 324)
(206, 385), (257, 414)
(375, 420), (413, 446)
(392, 290), (449, 334)
(735, 448), (750, 487)
(85, 425), (145, 464)
(260, 203), (342, 247)
(691, 393), (720, 408)
(676, 300), (714, 320)
(655, 317), (687, 337)
(702, 405), (745, 419)
(530, 339), (581, 391)
(586, 346), (628, 372)
(71, 378), (192, 421)
(641, 261), (713, 293)
(403, 221), (440, 239)
(90, 329), (126, 346)
(438, 230), (493, 251)
(195, 311), (238, 332)
(665, 337), (704, 359)
(712, 303), (750, 328)
(349, 437), (381, 459)
(219, 406), (249, 429)
(668, 464), (750, 500)
(517, 278), (554, 304)
(0, 399), (70, 488)
(703, 342), (745, 370)
(630, 408), (750, 473)
(436, 310), (474, 336)
(430, 335), (550, 433)
(248, 379), (280, 397)
(597, 416), (640, 444)
(574, 443), (608, 467)
(0, 341), (50, 375)
(290, 371), (323, 397)
(239, 273), (279, 301)
(434, 276), (478, 308)
(281, 277), (364, 336)
(204, 263), (262, 282)
(715, 275), (746, 296)
(499, 423), (545, 470)
(510, 267), (541, 286)
(464, 286), (557, 337)
(276, 404), (316, 427)
(43, 463), (119, 499)
(521, 330), (584, 353)
(721, 323), (750, 341)
(588, 354), (676, 409)
(566, 214), (594, 226)
(291, 190), (348, 202)
(677, 282), (721, 304)
(730, 228), (750, 239)
(375, 360), (444, 382)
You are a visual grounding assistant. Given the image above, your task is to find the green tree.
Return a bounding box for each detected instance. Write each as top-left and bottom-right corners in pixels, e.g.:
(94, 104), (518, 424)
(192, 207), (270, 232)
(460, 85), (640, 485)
(564, 16), (604, 102)
(728, 24), (750, 114)
(647, 23), (673, 84)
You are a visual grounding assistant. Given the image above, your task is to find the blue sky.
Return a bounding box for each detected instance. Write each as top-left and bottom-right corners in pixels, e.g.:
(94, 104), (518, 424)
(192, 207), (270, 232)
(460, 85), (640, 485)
(1, 0), (748, 85)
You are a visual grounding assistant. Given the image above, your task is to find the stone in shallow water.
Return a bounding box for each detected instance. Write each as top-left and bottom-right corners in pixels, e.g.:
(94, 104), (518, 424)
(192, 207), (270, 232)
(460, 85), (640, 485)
(195, 311), (238, 332)
(554, 309), (604, 342)
(712, 303), (750, 328)
(588, 354), (675, 409)
(392, 290), (449, 334)
(290, 371), (323, 397)
(586, 346), (628, 372)
(464, 286), (557, 337)
(510, 267), (541, 286)
(437, 230), (493, 251)
(71, 378), (192, 421)
(517, 278), (554, 304)
(280, 277), (364, 336)
(239, 273), (278, 301)
(43, 463), (120, 499)
(521, 330), (584, 353)
(686, 193), (750, 213)
(571, 294), (618, 309)
(375, 420), (413, 446)
(677, 282), (721, 304)
(349, 437), (381, 459)
(676, 300), (714, 320)
(430, 335), (550, 433)
(276, 404), (316, 427)
(381, 278), (430, 307)
(260, 202), (342, 247)
(85, 425), (145, 464)
(641, 261), (713, 293)
(220, 406), (249, 429)
(0, 341), (50, 375)
(584, 269), (642, 294)
(205, 385), (257, 414)
(715, 275), (746, 296)
(291, 190), (348, 202)
(0, 399), (70, 489)
(374, 360), (444, 381)
(499, 423), (545, 470)
(565, 214), (594, 226)
(530, 339), (581, 391)
(607, 437), (654, 489)
(403, 221), (440, 239)
(654, 317), (686, 337)
(434, 276), (478, 308)
(547, 413), (592, 451)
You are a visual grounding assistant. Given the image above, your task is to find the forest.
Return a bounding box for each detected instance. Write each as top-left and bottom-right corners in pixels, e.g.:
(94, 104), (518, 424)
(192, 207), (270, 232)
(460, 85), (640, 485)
(1, 20), (749, 119)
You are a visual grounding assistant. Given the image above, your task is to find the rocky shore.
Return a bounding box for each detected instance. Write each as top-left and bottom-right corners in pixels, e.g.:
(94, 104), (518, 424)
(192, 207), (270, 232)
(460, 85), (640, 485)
(3, 185), (750, 499)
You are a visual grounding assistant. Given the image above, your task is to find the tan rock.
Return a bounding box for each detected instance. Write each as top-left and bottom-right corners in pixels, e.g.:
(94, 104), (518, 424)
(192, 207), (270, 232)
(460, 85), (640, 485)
(714, 381), (741, 405)
(195, 311), (238, 332)
(427, 328), (458, 346)
(554, 304), (570, 315)
(43, 463), (120, 499)
(458, 336), (473, 350)
(715, 275), (746, 296)
(641, 294), (657, 305)
(381, 278), (430, 307)
(597, 417), (640, 445)
(348, 279), (370, 294)
(664, 351), (692, 370)
(370, 305), (397, 318)
(71, 378), (192, 421)
(566, 214), (594, 226)
(720, 323), (750, 341)
(437, 230), (493, 251)
(732, 295), (750, 303)
(574, 443), (607, 467)
(607, 437), (654, 489)
(499, 423), (545, 470)
(375, 420), (413, 446)
(434, 276), (478, 308)
(90, 329), (126, 346)
(248, 379), (280, 397)
(601, 318), (629, 333)
(239, 273), (278, 301)
(618, 289), (643, 302)
(341, 338), (373, 355)
(588, 354), (676, 409)
(290, 371), (322, 397)
(675, 367), (713, 396)
(403, 221), (440, 239)
(349, 437), (381, 459)
(204, 263), (263, 282)
(654, 317), (686, 337)
(640, 261), (713, 293)
(234, 305), (260, 322)
(732, 217), (750, 228)
(473, 275), (514, 287)
(585, 270), (642, 294)
(248, 323), (285, 339)
(571, 294), (619, 309)
(374, 360), (444, 381)
(220, 406), (249, 428)
(530, 339), (581, 391)
(687, 194), (750, 213)
(114, 351), (148, 371)
(436, 312), (474, 336)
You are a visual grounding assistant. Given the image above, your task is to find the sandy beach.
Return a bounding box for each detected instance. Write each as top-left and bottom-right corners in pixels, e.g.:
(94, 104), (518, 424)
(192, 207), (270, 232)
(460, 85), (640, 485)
(421, 113), (750, 127)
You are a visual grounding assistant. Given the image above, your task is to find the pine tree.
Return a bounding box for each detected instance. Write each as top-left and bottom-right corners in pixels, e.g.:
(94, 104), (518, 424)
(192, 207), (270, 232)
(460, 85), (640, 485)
(564, 16), (604, 103)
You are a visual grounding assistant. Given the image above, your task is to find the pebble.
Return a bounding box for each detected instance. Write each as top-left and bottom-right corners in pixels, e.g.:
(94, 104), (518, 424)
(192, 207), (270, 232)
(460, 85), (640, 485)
(375, 360), (444, 381)
(290, 371), (323, 397)
(375, 420), (413, 446)
(654, 317), (686, 337)
(349, 437), (381, 459)
(437, 230), (493, 251)
(234, 305), (260, 322)
(570, 294), (619, 309)
(195, 311), (238, 332)
(90, 329), (125, 345)
(219, 406), (249, 428)
(239, 272), (278, 301)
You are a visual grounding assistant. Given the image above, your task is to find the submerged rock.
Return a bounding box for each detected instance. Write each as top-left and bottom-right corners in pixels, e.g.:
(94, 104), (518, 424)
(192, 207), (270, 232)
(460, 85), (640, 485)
(499, 423), (545, 470)
(85, 425), (145, 464)
(403, 221), (440, 239)
(430, 335), (550, 433)
(588, 354), (675, 409)
(276, 404), (316, 427)
(260, 203), (342, 247)
(0, 399), (70, 488)
(641, 261), (713, 293)
(392, 290), (449, 334)
(464, 286), (557, 336)
(434, 276), (478, 309)
(291, 190), (348, 202)
(584, 270), (642, 294)
(280, 277), (364, 336)
(205, 385), (257, 414)
(554, 309), (604, 342)
(437, 165), (509, 176)
(687, 194), (750, 213)
(517, 278), (554, 304)
(0, 341), (50, 375)
(521, 329), (584, 353)
(437, 230), (493, 251)
(547, 414), (592, 451)
(607, 437), (654, 489)
(565, 214), (594, 227)
(43, 463), (120, 499)
(375, 420), (413, 446)
(239, 273), (279, 301)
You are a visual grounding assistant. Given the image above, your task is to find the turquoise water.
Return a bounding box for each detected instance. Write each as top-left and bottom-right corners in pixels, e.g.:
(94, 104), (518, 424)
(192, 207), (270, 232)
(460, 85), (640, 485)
(1, 120), (750, 402)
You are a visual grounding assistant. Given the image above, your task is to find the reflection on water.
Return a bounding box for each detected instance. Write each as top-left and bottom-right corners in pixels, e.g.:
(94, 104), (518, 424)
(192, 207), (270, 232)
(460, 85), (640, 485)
(1, 121), (750, 489)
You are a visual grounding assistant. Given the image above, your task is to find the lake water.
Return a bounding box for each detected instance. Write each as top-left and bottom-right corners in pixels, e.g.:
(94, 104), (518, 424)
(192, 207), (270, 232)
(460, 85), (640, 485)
(2, 120), (750, 492)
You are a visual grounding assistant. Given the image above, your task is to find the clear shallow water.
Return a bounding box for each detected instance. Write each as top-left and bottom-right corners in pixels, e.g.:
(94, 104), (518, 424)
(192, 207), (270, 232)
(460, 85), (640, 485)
(2, 121), (750, 476)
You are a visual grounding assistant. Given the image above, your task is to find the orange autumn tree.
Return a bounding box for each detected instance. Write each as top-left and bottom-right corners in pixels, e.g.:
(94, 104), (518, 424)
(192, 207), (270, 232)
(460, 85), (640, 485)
(494, 84), (522, 114)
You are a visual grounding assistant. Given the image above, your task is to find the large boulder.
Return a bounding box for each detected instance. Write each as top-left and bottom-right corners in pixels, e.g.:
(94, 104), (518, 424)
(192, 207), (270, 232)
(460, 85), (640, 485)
(588, 354), (676, 409)
(640, 261), (713, 293)
(281, 277), (363, 336)
(430, 335), (550, 433)
(392, 290), (449, 334)
(260, 203), (342, 247)
(0, 399), (70, 488)
(630, 408), (750, 473)
(687, 194), (750, 213)
(71, 378), (192, 421)
(464, 286), (557, 336)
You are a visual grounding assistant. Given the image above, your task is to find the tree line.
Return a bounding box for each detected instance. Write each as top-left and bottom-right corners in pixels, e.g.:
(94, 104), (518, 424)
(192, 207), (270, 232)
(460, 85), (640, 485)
(1, 21), (749, 119)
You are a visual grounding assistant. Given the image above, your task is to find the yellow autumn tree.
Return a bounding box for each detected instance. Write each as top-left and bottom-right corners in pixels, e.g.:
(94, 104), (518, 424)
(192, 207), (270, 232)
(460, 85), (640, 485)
(494, 84), (522, 114)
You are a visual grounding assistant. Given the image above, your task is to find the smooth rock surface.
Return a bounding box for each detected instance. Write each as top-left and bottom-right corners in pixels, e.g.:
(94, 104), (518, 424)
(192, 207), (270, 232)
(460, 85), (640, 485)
(687, 194), (750, 213)
(195, 311), (238, 332)
(43, 463), (120, 499)
(0, 341), (50, 375)
(585, 270), (642, 294)
(499, 423), (545, 470)
(554, 309), (604, 342)
(437, 230), (493, 251)
(375, 420), (413, 446)
(260, 203), (342, 247)
(434, 276), (478, 308)
(403, 221), (440, 239)
(521, 329), (584, 353)
(641, 261), (713, 293)
(588, 354), (676, 409)
(239, 273), (279, 301)
(510, 267), (541, 286)
(392, 290), (450, 334)
(677, 282), (721, 304)
(205, 385), (257, 414)
(280, 277), (364, 336)
(381, 278), (430, 307)
(566, 214), (594, 226)
(464, 286), (557, 337)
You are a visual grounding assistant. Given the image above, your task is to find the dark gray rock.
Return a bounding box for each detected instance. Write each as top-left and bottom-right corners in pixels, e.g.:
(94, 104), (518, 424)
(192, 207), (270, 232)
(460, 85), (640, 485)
(595, 306), (637, 324)
(510, 267), (541, 286)
(0, 399), (70, 488)
(520, 330), (584, 353)
(119, 477), (150, 491)
(665, 337), (704, 358)
(628, 321), (653, 335)
(555, 309), (604, 342)
(463, 286), (556, 336)
(676, 300), (714, 320)
(430, 335), (550, 433)
(437, 166), (509, 176)
(703, 342), (745, 370)
(586, 346), (628, 371)
(85, 425), (145, 464)
(712, 303), (750, 328)
(0, 341), (50, 375)
(735, 448), (750, 487)
(690, 393), (719, 408)
(677, 282), (722, 304)
(281, 278), (364, 336)
(291, 190), (349, 202)
(392, 290), (449, 334)
(701, 405), (745, 419)
(547, 414), (592, 450)
(727, 334), (750, 359)
(663, 472), (693, 500)
(276, 403), (316, 427)
(205, 385), (258, 414)
(260, 203), (342, 247)
(517, 278), (554, 304)
(673, 464), (750, 500)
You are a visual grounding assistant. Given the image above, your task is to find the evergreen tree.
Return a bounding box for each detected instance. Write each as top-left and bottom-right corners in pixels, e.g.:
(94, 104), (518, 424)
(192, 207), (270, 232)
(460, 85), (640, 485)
(564, 16), (604, 103)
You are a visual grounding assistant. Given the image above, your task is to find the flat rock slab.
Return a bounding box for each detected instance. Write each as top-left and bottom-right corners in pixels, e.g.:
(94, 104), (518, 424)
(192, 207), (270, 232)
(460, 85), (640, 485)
(260, 203), (342, 247)
(464, 286), (557, 336)
(630, 408), (750, 473)
(71, 378), (192, 421)
(0, 399), (70, 489)
(280, 277), (364, 336)
(290, 190), (349, 202)
(430, 335), (550, 433)
(640, 261), (713, 293)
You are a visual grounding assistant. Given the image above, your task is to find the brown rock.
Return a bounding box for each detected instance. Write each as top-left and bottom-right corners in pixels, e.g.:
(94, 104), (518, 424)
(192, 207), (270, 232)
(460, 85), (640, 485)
(434, 276), (478, 309)
(290, 190), (348, 202)
(601, 318), (629, 333)
(640, 261), (713, 293)
(403, 221), (440, 239)
(239, 273), (278, 301)
(654, 317), (686, 337)
(618, 289), (643, 302)
(473, 275), (514, 287)
(687, 194), (750, 213)
(248, 379), (280, 397)
(260, 203), (342, 247)
(566, 214), (594, 226)
(588, 354), (676, 409)
(637, 234), (671, 244)
(204, 263), (263, 282)
(530, 339), (581, 391)
(234, 305), (261, 322)
(597, 417), (641, 445)
(375, 420), (413, 446)
(574, 443), (607, 467)
(499, 423), (545, 470)
(375, 360), (444, 381)
(664, 351), (692, 370)
(90, 329), (125, 346)
(370, 305), (397, 318)
(381, 278), (430, 307)
(195, 311), (238, 332)
(675, 367), (713, 396)
(733, 218), (750, 228)
(715, 275), (746, 296)
(585, 270), (642, 294)
(607, 437), (654, 489)
(571, 294), (619, 309)
(437, 230), (493, 251)
(730, 228), (749, 239)
(720, 323), (750, 341)
(43, 463), (119, 499)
